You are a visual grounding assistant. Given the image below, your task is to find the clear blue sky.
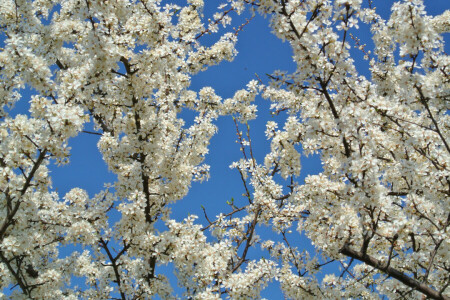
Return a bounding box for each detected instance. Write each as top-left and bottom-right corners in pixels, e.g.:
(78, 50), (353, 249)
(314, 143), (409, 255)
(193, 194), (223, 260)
(5, 0), (449, 298)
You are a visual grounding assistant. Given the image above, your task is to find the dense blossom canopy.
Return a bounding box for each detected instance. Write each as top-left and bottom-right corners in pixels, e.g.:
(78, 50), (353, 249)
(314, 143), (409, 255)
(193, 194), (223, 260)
(0, 0), (448, 299)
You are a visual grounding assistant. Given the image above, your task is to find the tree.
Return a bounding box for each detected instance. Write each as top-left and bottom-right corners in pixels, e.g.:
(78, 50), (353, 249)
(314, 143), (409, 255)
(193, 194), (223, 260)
(0, 0), (448, 298)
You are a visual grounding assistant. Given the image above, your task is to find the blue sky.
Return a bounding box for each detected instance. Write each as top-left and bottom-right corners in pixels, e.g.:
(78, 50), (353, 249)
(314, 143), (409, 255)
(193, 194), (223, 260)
(4, 0), (450, 298)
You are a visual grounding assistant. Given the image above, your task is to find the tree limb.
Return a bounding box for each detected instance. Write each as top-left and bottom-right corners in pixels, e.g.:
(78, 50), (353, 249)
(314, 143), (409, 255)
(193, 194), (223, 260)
(340, 244), (449, 300)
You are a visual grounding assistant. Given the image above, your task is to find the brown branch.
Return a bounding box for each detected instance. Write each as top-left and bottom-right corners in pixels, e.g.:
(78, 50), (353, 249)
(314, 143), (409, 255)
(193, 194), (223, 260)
(340, 244), (449, 300)
(231, 209), (260, 273)
(0, 251), (34, 298)
(201, 205), (248, 231)
(195, 7), (234, 41)
(82, 130), (102, 135)
(0, 149), (47, 241)
(89, 108), (113, 134)
(319, 79), (352, 157)
(55, 59), (67, 70)
(424, 239), (444, 282)
(415, 85), (450, 154)
(99, 239), (127, 300)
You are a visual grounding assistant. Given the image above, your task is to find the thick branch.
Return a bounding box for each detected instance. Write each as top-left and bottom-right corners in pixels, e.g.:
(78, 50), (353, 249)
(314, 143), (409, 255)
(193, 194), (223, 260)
(319, 79), (352, 157)
(340, 244), (449, 300)
(0, 149), (47, 241)
(415, 85), (450, 154)
(0, 251), (33, 298)
(99, 239), (127, 300)
(231, 209), (260, 273)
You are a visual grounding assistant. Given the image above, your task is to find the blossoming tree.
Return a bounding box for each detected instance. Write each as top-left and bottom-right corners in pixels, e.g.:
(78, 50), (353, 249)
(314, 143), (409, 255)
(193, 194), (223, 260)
(0, 0), (448, 299)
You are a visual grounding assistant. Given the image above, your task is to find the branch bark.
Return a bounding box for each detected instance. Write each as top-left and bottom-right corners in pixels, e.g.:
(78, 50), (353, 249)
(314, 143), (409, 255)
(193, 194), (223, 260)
(0, 149), (48, 241)
(340, 244), (449, 300)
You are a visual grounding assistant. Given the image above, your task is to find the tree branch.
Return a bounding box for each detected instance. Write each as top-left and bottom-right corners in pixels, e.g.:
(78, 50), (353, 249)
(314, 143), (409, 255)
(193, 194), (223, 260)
(0, 251), (34, 298)
(99, 239), (127, 300)
(0, 149), (48, 241)
(340, 244), (449, 300)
